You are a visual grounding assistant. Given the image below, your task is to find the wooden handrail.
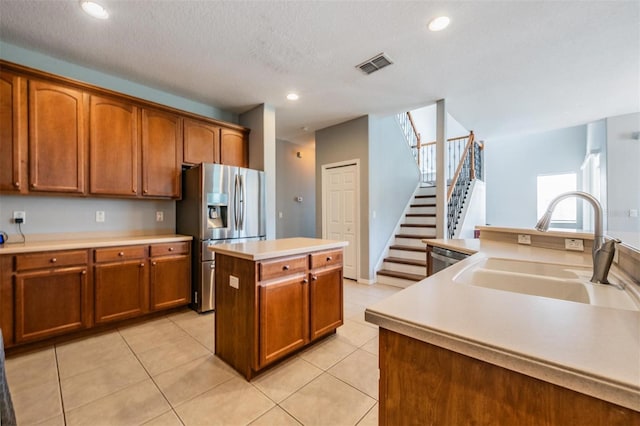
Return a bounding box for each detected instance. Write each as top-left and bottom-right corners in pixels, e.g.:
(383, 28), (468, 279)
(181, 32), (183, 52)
(406, 112), (420, 141)
(446, 132), (475, 202)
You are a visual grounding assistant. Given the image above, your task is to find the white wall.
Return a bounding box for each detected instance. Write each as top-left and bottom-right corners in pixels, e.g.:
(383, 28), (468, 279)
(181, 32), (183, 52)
(606, 112), (640, 245)
(276, 139), (316, 238)
(485, 125), (587, 228)
(410, 104), (469, 142)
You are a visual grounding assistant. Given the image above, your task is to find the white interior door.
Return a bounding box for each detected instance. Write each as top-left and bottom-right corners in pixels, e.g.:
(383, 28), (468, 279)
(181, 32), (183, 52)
(323, 163), (358, 280)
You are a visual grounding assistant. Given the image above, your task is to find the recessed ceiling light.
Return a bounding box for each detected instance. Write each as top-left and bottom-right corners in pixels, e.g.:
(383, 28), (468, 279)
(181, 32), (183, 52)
(80, 1), (109, 19)
(286, 93), (299, 101)
(428, 16), (450, 32)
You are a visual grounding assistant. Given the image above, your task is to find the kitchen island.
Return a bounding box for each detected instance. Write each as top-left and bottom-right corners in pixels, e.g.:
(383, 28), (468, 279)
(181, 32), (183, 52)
(209, 237), (347, 379)
(366, 234), (640, 425)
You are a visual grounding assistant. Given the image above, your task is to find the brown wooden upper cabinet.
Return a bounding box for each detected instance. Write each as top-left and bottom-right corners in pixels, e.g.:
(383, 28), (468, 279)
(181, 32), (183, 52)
(0, 71), (27, 193)
(142, 108), (182, 198)
(183, 118), (220, 165)
(220, 127), (249, 168)
(29, 80), (87, 194)
(89, 95), (139, 196)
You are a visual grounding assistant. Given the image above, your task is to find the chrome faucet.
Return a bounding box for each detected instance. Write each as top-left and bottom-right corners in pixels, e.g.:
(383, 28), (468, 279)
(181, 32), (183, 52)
(535, 191), (620, 285)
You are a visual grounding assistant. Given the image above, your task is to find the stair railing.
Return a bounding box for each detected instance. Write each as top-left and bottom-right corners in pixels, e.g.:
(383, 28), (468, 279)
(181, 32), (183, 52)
(395, 111), (422, 167)
(446, 132), (484, 238)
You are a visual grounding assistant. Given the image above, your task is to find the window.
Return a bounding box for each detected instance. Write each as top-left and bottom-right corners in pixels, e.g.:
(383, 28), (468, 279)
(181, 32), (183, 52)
(537, 173), (577, 224)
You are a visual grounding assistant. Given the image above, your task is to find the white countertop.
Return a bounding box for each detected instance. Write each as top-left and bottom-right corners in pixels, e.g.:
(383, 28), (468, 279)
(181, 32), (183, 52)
(0, 234), (192, 254)
(208, 237), (348, 261)
(366, 239), (640, 411)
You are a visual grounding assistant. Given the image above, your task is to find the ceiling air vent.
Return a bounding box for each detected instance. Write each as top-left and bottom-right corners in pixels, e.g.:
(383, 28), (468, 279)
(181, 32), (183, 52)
(356, 53), (393, 75)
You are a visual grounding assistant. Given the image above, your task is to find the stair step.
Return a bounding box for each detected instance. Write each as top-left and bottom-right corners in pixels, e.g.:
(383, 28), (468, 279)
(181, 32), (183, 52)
(384, 257), (426, 267)
(411, 203), (436, 207)
(389, 245), (425, 252)
(415, 195), (435, 199)
(400, 224), (436, 228)
(405, 213), (436, 217)
(395, 234), (435, 239)
(377, 269), (426, 281)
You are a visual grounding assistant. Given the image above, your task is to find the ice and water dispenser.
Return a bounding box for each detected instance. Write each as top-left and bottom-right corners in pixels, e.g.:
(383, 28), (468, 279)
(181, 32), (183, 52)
(207, 193), (228, 229)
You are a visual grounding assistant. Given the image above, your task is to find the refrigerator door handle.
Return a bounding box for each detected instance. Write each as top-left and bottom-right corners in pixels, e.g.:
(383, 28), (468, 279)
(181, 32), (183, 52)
(234, 174), (240, 228)
(239, 175), (245, 230)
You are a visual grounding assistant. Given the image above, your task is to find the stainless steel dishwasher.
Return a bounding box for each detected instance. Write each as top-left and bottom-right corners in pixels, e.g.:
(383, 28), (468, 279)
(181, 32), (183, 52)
(429, 246), (469, 274)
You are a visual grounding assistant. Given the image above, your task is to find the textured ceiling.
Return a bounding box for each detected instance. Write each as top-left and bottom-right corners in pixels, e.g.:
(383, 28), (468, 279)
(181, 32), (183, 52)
(1, 0), (638, 144)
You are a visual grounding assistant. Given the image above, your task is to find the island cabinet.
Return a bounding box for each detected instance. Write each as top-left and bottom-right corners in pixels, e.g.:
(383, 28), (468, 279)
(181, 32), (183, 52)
(13, 250), (90, 343)
(215, 246), (344, 380)
(93, 246), (149, 325)
(378, 329), (640, 425)
(0, 70), (27, 194)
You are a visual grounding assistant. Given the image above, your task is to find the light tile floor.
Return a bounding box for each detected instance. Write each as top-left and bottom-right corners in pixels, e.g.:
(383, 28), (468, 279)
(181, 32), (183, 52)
(6, 280), (400, 426)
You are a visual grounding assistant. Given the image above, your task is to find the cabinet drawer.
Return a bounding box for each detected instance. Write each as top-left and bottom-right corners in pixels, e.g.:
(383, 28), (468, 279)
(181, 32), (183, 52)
(259, 255), (307, 281)
(310, 249), (343, 269)
(94, 246), (147, 263)
(15, 250), (88, 271)
(150, 242), (190, 257)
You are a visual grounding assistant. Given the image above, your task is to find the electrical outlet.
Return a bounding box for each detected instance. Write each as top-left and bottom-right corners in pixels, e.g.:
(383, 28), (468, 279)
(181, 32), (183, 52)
(229, 275), (239, 289)
(517, 234), (531, 245)
(565, 238), (584, 251)
(13, 211), (26, 224)
(156, 211), (164, 222)
(95, 211), (106, 223)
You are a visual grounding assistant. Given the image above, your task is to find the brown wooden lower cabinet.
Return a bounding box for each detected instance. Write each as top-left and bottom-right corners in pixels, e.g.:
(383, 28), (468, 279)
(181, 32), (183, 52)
(14, 266), (89, 343)
(150, 254), (190, 311)
(215, 248), (344, 380)
(378, 328), (640, 426)
(1, 241), (191, 349)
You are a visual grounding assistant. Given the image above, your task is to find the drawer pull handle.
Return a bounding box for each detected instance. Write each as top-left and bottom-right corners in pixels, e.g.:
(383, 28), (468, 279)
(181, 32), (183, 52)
(326, 256), (332, 261)
(283, 265), (290, 271)
(312, 275), (318, 281)
(168, 247), (174, 252)
(50, 258), (57, 263)
(118, 252), (124, 256)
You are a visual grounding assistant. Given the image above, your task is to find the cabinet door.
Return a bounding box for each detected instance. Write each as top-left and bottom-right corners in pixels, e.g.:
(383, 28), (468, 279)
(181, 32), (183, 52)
(183, 118), (219, 165)
(0, 71), (27, 193)
(309, 267), (343, 340)
(29, 80), (86, 193)
(94, 260), (148, 324)
(259, 275), (309, 367)
(220, 127), (248, 167)
(142, 108), (182, 198)
(89, 95), (138, 196)
(150, 255), (191, 311)
(15, 266), (89, 343)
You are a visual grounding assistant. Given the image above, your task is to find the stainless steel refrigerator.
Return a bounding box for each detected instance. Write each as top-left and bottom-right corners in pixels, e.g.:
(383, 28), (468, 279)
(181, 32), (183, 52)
(177, 163), (266, 312)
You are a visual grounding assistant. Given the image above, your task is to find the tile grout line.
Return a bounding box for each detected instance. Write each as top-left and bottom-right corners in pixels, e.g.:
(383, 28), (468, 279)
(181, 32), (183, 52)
(53, 344), (69, 426)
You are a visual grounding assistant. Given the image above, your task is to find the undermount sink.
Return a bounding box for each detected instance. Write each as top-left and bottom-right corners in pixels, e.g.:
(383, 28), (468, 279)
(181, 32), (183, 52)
(453, 258), (639, 311)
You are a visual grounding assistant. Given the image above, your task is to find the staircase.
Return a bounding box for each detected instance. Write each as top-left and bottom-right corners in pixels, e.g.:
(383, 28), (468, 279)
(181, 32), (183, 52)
(376, 185), (436, 288)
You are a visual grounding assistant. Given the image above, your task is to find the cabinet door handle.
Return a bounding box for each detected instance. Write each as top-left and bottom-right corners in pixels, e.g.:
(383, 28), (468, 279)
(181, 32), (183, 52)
(302, 278), (309, 284)
(14, 182), (20, 188)
(140, 263), (145, 267)
(50, 258), (57, 263)
(152, 261), (157, 266)
(118, 252), (124, 256)
(81, 270), (87, 275)
(143, 189), (148, 194)
(132, 188), (136, 193)
(282, 265), (290, 271)
(311, 275), (318, 281)
(326, 256), (332, 261)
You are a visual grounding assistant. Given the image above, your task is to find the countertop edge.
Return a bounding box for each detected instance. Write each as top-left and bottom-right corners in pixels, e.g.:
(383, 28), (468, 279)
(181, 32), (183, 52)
(0, 235), (193, 254)
(210, 239), (348, 261)
(365, 310), (640, 411)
